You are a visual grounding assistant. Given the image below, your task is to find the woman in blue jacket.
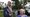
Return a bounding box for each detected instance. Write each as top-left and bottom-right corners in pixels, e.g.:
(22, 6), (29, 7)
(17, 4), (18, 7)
(17, 9), (28, 17)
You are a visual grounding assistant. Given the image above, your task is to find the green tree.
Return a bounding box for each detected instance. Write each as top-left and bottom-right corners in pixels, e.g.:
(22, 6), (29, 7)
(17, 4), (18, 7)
(0, 2), (4, 10)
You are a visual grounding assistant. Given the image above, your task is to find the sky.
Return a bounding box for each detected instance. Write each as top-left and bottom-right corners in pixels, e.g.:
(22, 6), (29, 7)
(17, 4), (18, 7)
(0, 0), (12, 4)
(0, 0), (13, 8)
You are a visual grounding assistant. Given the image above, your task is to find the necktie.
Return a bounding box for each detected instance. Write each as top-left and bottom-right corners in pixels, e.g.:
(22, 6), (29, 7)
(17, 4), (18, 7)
(7, 7), (12, 16)
(7, 6), (13, 16)
(7, 7), (11, 13)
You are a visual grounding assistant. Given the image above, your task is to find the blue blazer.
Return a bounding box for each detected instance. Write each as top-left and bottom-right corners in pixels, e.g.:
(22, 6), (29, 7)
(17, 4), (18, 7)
(17, 15), (28, 17)
(3, 7), (9, 16)
(17, 15), (21, 17)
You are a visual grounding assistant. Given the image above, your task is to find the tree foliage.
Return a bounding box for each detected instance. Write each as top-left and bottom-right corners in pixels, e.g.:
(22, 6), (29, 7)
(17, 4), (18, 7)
(13, 0), (23, 10)
(0, 2), (4, 10)
(12, 0), (27, 10)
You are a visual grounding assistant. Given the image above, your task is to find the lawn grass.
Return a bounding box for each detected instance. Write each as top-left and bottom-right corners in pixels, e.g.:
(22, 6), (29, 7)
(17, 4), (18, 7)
(12, 12), (16, 17)
(0, 10), (4, 17)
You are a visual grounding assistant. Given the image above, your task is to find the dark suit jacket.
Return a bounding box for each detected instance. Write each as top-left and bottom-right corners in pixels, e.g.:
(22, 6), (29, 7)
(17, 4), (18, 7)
(3, 7), (9, 16)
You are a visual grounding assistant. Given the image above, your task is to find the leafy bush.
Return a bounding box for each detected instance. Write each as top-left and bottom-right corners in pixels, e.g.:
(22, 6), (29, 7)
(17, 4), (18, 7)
(0, 7), (2, 10)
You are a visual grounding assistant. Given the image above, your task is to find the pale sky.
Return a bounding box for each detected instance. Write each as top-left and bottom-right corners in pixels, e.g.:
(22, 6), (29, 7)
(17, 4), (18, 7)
(0, 0), (12, 4)
(0, 0), (13, 8)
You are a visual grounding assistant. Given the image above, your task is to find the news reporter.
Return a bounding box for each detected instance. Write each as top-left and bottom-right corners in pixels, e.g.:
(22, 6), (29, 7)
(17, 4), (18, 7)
(17, 9), (28, 17)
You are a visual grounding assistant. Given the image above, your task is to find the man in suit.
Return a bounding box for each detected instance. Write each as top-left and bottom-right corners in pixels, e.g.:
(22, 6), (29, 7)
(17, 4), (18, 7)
(3, 1), (12, 17)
